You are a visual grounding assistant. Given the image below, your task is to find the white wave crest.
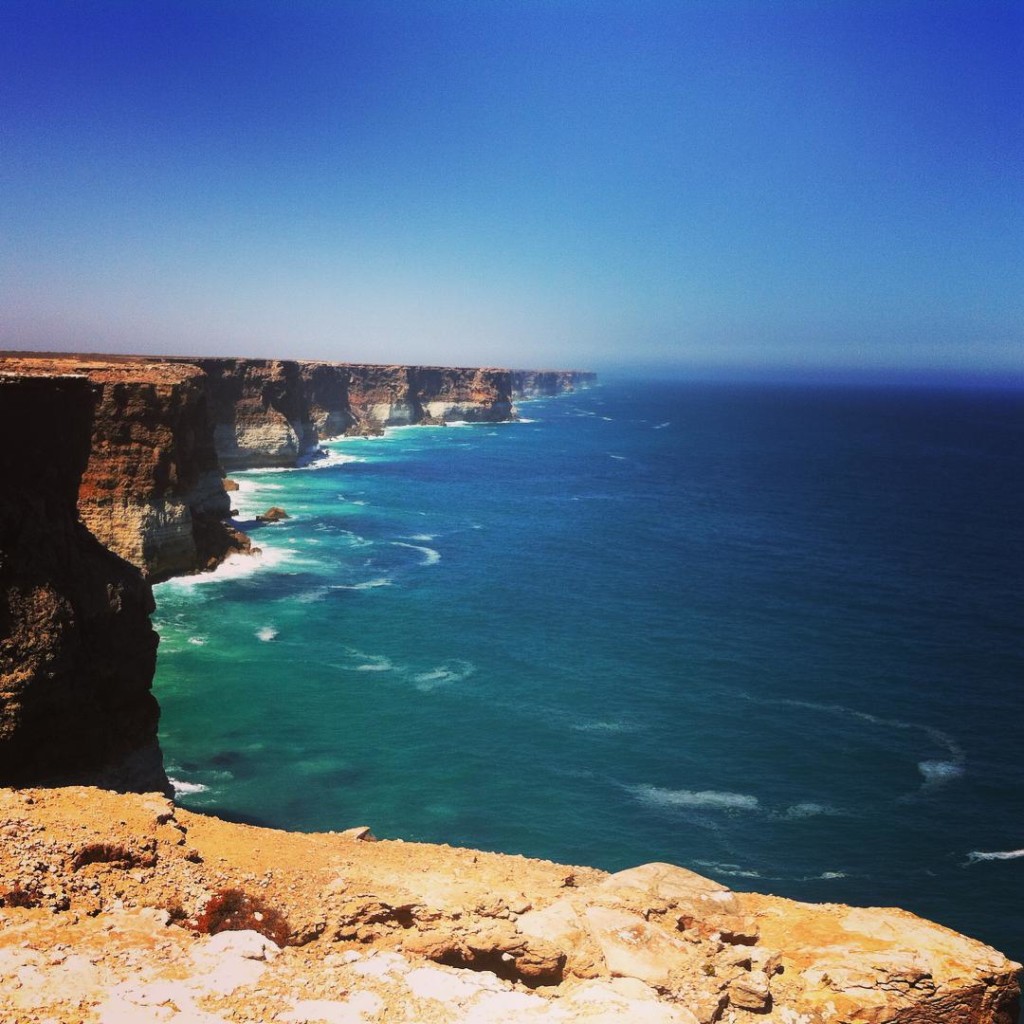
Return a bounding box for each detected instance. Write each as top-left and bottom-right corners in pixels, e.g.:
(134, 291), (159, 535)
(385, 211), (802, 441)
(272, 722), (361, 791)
(743, 695), (968, 793)
(187, 636), (207, 646)
(653, 421), (671, 430)
(256, 626), (278, 642)
(413, 659), (476, 692)
(783, 802), (838, 819)
(393, 541), (441, 565)
(352, 652), (393, 672)
(332, 577), (393, 591)
(169, 778), (209, 796)
(694, 860), (762, 879)
(967, 848), (1024, 863)
(244, 449), (362, 474)
(629, 785), (760, 812)
(818, 871), (847, 879)
(293, 587), (329, 604)
(154, 545), (292, 589)
(918, 759), (966, 784)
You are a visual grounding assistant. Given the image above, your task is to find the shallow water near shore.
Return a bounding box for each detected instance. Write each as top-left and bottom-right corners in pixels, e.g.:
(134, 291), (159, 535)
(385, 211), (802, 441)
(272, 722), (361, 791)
(154, 377), (1024, 964)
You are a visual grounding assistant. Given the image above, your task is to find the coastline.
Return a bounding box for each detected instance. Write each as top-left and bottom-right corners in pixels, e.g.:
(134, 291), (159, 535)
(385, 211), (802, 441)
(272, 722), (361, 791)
(1, 360), (1020, 1023)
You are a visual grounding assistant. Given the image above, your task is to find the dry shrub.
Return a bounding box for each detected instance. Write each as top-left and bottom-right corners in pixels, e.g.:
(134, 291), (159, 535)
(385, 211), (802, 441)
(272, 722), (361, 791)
(72, 842), (153, 870)
(0, 884), (40, 908)
(192, 888), (291, 946)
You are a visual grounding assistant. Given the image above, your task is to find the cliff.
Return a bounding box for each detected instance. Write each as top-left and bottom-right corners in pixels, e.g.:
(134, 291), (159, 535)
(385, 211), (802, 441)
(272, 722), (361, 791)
(513, 369), (597, 397)
(0, 786), (1019, 1023)
(0, 354), (589, 581)
(198, 360), (521, 464)
(1, 356), (248, 583)
(342, 363), (516, 431)
(0, 375), (166, 793)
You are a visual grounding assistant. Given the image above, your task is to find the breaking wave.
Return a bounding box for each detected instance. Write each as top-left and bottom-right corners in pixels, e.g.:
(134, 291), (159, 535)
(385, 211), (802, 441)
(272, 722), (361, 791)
(966, 849), (1024, 864)
(169, 778), (209, 796)
(393, 541), (441, 565)
(332, 577), (393, 591)
(413, 659), (476, 692)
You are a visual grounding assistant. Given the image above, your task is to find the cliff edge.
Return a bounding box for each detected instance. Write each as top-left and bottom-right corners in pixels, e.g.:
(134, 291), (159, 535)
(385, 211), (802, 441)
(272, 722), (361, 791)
(0, 786), (1019, 1023)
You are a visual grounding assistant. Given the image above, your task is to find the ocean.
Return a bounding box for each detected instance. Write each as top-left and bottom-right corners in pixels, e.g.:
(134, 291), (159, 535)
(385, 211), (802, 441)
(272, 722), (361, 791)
(153, 376), (1024, 965)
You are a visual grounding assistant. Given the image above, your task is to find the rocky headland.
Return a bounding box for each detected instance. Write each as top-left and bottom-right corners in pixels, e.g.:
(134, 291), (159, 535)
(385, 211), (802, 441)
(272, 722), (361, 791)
(1, 354), (592, 581)
(0, 354), (1018, 1023)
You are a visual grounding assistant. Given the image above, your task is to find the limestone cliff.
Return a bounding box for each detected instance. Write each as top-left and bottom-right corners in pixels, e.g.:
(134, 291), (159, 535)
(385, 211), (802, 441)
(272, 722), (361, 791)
(194, 359), (519, 464)
(0, 787), (1018, 1024)
(1, 356), (246, 583)
(342, 363), (516, 431)
(193, 357), (317, 470)
(512, 369), (597, 397)
(0, 376), (166, 792)
(0, 354), (590, 582)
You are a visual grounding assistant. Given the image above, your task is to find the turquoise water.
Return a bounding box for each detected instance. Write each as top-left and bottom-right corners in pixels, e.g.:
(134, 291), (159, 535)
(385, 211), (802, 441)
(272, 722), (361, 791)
(154, 378), (1024, 963)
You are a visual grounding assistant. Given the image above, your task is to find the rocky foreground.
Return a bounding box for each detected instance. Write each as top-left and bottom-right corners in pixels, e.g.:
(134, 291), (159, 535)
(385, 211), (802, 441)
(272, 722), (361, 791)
(0, 787), (1018, 1024)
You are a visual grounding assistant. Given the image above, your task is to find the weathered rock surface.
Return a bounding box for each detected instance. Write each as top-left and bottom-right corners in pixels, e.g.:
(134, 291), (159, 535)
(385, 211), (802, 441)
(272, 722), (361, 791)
(0, 788), (1018, 1023)
(1, 356), (239, 582)
(0, 376), (167, 792)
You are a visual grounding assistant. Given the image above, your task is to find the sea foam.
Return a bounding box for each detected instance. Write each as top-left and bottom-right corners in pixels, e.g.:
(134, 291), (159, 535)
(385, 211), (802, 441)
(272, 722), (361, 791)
(967, 848), (1024, 863)
(413, 659), (476, 692)
(154, 545), (293, 589)
(393, 541), (441, 565)
(332, 577), (393, 591)
(169, 778), (209, 796)
(630, 785), (761, 812)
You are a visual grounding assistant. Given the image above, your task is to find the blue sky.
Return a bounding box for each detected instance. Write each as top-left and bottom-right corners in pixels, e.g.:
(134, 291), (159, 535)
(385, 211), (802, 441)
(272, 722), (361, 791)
(1, 1), (1020, 377)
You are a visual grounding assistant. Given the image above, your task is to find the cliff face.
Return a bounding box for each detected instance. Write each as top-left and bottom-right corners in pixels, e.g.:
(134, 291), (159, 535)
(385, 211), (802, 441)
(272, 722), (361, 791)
(194, 358), (316, 471)
(342, 364), (516, 430)
(0, 376), (166, 792)
(2, 356), (246, 583)
(195, 359), (520, 464)
(0, 355), (592, 581)
(512, 369), (597, 397)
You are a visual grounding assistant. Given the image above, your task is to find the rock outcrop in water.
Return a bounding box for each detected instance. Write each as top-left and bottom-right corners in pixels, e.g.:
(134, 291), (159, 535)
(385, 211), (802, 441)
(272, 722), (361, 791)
(0, 787), (1018, 1023)
(0, 375), (166, 793)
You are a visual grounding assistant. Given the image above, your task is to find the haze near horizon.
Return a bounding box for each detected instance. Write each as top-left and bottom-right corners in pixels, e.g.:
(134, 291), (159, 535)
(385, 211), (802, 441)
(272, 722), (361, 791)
(1, 1), (1020, 381)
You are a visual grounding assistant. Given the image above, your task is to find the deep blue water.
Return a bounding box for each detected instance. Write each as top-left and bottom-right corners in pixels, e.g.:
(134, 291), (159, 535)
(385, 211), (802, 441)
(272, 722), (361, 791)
(153, 378), (1024, 965)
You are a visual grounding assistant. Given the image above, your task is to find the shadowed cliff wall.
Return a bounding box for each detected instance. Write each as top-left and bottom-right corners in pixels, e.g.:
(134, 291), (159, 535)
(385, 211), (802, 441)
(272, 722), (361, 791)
(0, 375), (167, 793)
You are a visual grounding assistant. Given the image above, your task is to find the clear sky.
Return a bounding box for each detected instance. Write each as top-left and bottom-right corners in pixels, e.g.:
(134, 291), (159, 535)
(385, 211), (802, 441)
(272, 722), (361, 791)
(1, 1), (1021, 377)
